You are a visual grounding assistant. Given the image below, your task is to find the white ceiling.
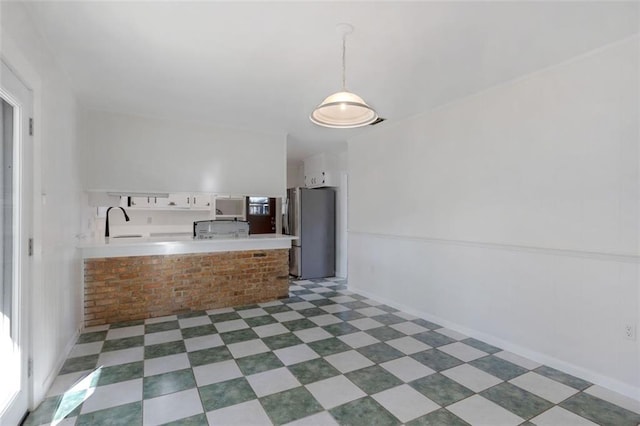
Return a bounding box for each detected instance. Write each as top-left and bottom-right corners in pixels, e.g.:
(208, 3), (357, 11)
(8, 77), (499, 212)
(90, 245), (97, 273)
(24, 1), (639, 164)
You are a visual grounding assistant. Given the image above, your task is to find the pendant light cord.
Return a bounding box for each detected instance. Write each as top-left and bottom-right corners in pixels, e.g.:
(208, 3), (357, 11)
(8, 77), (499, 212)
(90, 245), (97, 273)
(341, 34), (347, 90)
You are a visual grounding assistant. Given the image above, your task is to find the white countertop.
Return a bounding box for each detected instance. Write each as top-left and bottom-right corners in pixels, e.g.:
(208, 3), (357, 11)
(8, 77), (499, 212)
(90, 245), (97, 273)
(79, 234), (297, 259)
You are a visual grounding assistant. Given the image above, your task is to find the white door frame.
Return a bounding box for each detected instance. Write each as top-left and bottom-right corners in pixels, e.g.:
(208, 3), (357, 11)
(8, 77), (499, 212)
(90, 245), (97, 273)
(0, 58), (33, 425)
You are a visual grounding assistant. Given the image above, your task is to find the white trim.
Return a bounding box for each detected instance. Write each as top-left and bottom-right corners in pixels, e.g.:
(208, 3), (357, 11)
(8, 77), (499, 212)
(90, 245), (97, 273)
(349, 285), (640, 401)
(79, 234), (296, 259)
(349, 231), (639, 264)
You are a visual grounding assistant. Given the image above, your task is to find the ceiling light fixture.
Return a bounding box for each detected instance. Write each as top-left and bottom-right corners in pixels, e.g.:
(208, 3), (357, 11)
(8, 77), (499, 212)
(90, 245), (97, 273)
(310, 23), (378, 129)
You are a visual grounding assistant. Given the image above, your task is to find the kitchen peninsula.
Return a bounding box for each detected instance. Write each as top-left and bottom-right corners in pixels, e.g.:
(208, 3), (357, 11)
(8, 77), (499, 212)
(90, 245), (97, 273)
(79, 234), (296, 327)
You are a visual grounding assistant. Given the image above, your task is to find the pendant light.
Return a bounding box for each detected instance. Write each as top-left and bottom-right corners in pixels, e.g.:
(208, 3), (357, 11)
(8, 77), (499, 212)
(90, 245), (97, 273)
(310, 23), (378, 128)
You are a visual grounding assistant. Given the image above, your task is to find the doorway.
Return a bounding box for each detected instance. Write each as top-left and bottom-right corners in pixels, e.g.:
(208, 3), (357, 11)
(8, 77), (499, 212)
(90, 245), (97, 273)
(246, 197), (276, 234)
(0, 60), (33, 425)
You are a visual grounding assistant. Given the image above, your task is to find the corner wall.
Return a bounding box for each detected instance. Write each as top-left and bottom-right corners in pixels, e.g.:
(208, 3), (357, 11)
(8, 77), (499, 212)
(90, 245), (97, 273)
(1, 2), (84, 406)
(348, 37), (639, 397)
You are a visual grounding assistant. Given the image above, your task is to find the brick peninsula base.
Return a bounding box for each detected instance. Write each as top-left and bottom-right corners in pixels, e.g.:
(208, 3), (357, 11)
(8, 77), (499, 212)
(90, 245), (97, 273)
(83, 249), (289, 327)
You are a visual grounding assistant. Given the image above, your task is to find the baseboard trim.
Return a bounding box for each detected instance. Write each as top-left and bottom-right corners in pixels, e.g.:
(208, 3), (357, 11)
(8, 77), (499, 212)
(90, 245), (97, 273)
(349, 285), (640, 401)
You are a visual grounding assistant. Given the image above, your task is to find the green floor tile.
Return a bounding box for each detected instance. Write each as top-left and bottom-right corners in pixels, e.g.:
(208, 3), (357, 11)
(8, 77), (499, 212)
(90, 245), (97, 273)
(77, 331), (107, 344)
(297, 307), (327, 318)
(560, 392), (640, 426)
(144, 340), (186, 359)
(97, 361), (144, 386)
(357, 343), (404, 364)
(260, 387), (323, 425)
(322, 322), (360, 336)
(188, 346), (233, 366)
(371, 314), (406, 326)
(287, 358), (340, 385)
(410, 349), (463, 371)
(161, 413), (208, 426)
(220, 328), (259, 344)
(23, 392), (84, 426)
(345, 365), (403, 394)
(180, 324), (217, 339)
(143, 368), (196, 399)
(235, 304), (260, 311)
(377, 305), (400, 313)
(333, 310), (366, 321)
(309, 298), (336, 307)
(198, 377), (257, 411)
(236, 352), (284, 375)
(470, 355), (528, 381)
(264, 305), (293, 314)
(461, 338), (501, 354)
(412, 319), (441, 330)
(110, 319), (145, 329)
(406, 408), (470, 426)
(59, 354), (99, 375)
(177, 310), (208, 319)
(209, 312), (241, 323)
(307, 337), (352, 357)
(245, 315), (278, 327)
(262, 333), (304, 350)
(481, 382), (553, 420)
(330, 396), (401, 426)
(413, 331), (455, 347)
(282, 318), (317, 332)
(366, 326), (406, 342)
(76, 401), (142, 426)
(342, 301), (371, 310)
(534, 366), (592, 390)
(145, 320), (180, 334)
(409, 373), (474, 406)
(101, 335), (144, 352)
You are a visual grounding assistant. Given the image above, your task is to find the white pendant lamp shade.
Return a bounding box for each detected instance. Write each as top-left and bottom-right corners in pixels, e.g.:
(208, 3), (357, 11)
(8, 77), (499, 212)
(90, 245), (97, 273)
(310, 90), (377, 128)
(310, 24), (378, 129)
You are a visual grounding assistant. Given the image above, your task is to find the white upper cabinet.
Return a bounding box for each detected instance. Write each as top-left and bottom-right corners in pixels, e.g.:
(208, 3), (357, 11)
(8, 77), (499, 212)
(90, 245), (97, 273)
(124, 193), (213, 210)
(304, 153), (338, 188)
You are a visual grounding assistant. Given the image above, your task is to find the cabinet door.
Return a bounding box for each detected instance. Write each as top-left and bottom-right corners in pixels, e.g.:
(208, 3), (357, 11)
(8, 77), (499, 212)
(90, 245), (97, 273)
(167, 193), (191, 208)
(152, 196), (171, 208)
(129, 196), (151, 207)
(305, 171), (328, 188)
(192, 193), (212, 209)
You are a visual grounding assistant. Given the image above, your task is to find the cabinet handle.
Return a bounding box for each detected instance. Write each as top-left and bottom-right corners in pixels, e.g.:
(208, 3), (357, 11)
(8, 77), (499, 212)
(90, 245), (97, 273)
(194, 197), (197, 204)
(187, 197), (190, 204)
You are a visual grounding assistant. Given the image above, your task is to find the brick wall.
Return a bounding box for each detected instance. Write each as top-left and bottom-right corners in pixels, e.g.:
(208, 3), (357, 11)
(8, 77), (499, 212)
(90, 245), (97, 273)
(83, 249), (289, 327)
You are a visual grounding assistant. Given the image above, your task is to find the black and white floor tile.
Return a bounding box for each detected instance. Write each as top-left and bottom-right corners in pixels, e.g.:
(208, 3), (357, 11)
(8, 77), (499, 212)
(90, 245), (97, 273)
(23, 278), (640, 426)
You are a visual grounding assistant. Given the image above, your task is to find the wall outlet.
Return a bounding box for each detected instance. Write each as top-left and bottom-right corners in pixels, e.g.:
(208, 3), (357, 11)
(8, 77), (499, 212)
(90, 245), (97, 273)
(624, 324), (636, 341)
(147, 217), (152, 224)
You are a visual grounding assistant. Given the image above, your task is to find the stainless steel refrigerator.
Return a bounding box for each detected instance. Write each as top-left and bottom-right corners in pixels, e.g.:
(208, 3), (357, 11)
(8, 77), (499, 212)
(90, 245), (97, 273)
(284, 187), (335, 279)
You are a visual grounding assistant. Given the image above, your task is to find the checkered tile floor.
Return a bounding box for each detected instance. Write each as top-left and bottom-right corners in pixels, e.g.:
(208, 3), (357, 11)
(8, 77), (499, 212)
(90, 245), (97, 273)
(24, 278), (640, 426)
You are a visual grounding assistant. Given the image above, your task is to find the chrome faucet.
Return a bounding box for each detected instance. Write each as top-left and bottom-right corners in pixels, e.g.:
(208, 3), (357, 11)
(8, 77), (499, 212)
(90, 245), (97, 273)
(105, 206), (130, 237)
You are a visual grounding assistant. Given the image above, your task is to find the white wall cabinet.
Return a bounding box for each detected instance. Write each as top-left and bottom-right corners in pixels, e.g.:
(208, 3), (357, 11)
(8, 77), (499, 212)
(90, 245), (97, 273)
(128, 196), (171, 208)
(124, 193), (212, 210)
(304, 153), (338, 188)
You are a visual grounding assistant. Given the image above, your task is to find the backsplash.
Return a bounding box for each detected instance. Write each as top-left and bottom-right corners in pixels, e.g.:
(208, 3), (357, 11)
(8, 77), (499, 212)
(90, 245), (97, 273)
(89, 208), (211, 238)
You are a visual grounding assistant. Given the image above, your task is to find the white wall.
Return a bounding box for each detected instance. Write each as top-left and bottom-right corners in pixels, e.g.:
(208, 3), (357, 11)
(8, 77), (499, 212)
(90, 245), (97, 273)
(80, 109), (287, 197)
(286, 162), (304, 189)
(1, 2), (84, 406)
(348, 37), (639, 397)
